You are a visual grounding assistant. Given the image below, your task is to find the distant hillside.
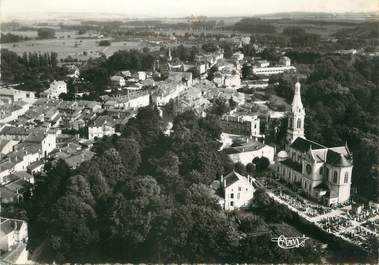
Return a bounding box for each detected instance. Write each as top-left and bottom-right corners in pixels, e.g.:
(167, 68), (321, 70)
(334, 22), (379, 38)
(233, 18), (276, 34)
(255, 11), (379, 21)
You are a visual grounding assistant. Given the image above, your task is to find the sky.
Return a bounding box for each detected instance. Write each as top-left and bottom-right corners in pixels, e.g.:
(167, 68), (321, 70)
(1, 0), (378, 18)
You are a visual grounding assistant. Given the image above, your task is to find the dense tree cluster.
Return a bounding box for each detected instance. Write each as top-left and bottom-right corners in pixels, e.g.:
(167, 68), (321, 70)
(334, 22), (379, 39)
(37, 28), (56, 39)
(234, 18), (276, 34)
(98, 40), (111, 46)
(0, 33), (29, 43)
(281, 26), (321, 47)
(0, 49), (65, 93)
(202, 42), (220, 53)
(171, 45), (200, 62)
(23, 105), (320, 263)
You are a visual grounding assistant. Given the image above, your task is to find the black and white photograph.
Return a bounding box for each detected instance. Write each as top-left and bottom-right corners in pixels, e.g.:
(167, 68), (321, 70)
(0, 0), (378, 264)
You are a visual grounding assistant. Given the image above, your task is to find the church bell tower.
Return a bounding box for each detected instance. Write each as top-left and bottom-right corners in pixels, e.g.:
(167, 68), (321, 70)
(287, 81), (305, 144)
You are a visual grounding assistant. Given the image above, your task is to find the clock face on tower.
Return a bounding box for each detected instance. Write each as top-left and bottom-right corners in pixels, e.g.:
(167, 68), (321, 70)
(306, 164), (312, 174)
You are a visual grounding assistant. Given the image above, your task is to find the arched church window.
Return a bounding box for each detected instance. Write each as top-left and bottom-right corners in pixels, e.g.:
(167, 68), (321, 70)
(297, 118), (301, 129)
(333, 171), (338, 183)
(344, 172), (349, 183)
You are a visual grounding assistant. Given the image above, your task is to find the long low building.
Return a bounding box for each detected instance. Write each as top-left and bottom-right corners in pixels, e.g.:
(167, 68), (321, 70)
(252, 65), (296, 75)
(224, 141), (275, 165)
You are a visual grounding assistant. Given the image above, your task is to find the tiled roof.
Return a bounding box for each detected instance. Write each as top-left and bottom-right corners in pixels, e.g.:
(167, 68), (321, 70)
(326, 149), (352, 167)
(0, 160), (14, 171)
(224, 142), (266, 154)
(5, 178), (32, 192)
(290, 137), (326, 152)
(90, 115), (115, 127)
(224, 171), (240, 188)
(0, 186), (16, 201)
(280, 159), (302, 173)
(0, 126), (30, 136)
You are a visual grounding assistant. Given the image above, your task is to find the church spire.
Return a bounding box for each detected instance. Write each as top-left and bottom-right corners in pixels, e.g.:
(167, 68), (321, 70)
(286, 81), (305, 144)
(168, 47), (172, 62)
(292, 81), (304, 113)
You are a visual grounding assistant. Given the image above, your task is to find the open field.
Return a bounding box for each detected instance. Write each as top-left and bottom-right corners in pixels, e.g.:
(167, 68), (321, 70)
(1, 31), (152, 60)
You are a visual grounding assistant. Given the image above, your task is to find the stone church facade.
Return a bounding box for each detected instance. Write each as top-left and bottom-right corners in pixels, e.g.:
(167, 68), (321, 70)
(276, 82), (353, 205)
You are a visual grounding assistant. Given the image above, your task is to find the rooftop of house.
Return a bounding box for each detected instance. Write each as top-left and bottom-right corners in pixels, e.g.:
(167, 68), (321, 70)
(50, 80), (66, 86)
(0, 126), (30, 136)
(224, 141), (267, 155)
(0, 139), (18, 151)
(14, 142), (43, 154)
(63, 150), (95, 168)
(168, 72), (192, 82)
(0, 88), (34, 97)
(0, 218), (25, 237)
(8, 171), (33, 181)
(224, 170), (241, 188)
(110, 75), (125, 82)
(24, 129), (48, 143)
(27, 159), (45, 171)
(155, 80), (184, 96)
(0, 159), (14, 171)
(90, 115), (115, 128)
(4, 178), (32, 193)
(0, 186), (16, 201)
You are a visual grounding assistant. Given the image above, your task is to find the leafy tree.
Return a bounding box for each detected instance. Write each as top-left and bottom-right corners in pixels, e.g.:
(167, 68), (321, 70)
(234, 162), (247, 176)
(246, 162), (255, 174)
(208, 97), (230, 116)
(49, 194), (98, 262)
(116, 137), (141, 176)
(234, 18), (276, 34)
(201, 42), (219, 53)
(229, 96), (237, 110)
(37, 28), (55, 39)
(253, 188), (272, 208)
(282, 26), (306, 36)
(149, 151), (181, 195)
(99, 176), (162, 259)
(98, 40), (111, 46)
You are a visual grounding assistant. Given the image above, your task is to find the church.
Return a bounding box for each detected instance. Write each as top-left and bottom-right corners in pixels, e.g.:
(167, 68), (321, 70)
(276, 82), (353, 205)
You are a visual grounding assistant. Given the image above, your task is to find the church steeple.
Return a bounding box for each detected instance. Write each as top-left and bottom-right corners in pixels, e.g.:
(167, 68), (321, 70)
(168, 47), (172, 62)
(287, 81), (305, 144)
(292, 81), (304, 112)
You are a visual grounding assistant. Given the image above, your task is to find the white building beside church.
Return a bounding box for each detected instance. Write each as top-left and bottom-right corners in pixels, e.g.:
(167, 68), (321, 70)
(222, 171), (256, 210)
(276, 82), (353, 205)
